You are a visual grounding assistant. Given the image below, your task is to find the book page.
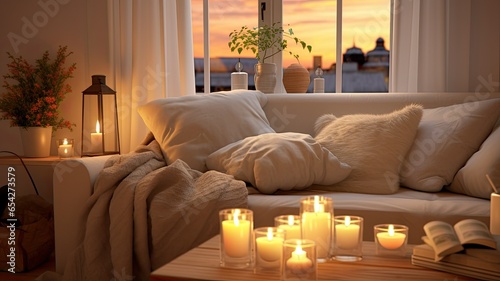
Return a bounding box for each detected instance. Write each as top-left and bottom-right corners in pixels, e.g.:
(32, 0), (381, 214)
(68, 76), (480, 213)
(453, 219), (497, 249)
(423, 221), (464, 261)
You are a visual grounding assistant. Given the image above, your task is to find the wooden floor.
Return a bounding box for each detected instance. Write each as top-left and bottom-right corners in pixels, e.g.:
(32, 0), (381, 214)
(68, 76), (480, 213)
(0, 255), (55, 281)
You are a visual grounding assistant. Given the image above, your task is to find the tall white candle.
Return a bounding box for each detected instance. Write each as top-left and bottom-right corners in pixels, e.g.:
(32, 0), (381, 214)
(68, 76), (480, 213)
(301, 196), (331, 258)
(334, 216), (360, 249)
(90, 120), (103, 153)
(222, 210), (251, 258)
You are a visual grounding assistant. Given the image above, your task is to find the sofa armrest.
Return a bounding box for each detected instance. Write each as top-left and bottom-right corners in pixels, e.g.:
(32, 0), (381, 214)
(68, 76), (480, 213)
(52, 155), (112, 273)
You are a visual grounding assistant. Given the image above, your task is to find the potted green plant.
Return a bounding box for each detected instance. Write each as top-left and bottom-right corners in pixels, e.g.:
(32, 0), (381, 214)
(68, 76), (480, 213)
(228, 22), (312, 93)
(0, 45), (76, 157)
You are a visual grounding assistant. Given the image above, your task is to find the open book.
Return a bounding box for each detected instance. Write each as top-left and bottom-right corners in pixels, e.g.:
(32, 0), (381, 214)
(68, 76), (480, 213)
(422, 219), (497, 261)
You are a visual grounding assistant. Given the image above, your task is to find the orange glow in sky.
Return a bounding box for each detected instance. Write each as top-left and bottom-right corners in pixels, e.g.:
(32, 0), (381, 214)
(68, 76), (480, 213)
(191, 0), (390, 69)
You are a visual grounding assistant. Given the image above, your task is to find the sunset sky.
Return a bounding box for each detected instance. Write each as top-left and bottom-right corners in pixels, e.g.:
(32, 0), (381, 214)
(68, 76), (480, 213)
(191, 0), (391, 69)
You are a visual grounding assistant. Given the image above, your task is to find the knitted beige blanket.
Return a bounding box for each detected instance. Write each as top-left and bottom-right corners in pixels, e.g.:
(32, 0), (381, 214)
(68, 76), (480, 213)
(38, 139), (248, 281)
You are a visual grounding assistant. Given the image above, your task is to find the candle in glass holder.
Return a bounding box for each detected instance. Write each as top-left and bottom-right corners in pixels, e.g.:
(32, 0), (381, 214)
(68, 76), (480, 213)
(301, 195), (333, 260)
(219, 208), (253, 268)
(275, 215), (301, 240)
(283, 239), (317, 281)
(57, 138), (74, 158)
(374, 224), (408, 256)
(376, 224), (406, 249)
(255, 227), (285, 273)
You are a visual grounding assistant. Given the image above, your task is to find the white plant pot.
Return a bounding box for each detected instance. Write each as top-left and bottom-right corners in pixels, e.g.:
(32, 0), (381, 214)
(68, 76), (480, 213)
(19, 126), (53, 157)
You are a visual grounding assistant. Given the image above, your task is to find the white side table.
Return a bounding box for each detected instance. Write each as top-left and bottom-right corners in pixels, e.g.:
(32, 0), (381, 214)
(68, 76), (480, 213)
(0, 156), (64, 204)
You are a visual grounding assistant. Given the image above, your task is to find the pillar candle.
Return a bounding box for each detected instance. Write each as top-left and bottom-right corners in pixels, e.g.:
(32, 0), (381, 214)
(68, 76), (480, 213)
(231, 72), (248, 90)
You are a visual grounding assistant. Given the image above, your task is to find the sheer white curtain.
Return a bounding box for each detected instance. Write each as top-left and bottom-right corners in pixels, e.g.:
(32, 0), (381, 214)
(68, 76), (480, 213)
(390, 0), (500, 93)
(109, 0), (195, 153)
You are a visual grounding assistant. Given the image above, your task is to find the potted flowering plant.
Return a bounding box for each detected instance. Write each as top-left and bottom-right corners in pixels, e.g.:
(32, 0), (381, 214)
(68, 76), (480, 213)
(0, 45), (76, 157)
(228, 22), (312, 93)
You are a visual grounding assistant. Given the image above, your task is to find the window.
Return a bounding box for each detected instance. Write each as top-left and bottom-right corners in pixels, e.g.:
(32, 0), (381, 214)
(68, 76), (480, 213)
(192, 0), (391, 93)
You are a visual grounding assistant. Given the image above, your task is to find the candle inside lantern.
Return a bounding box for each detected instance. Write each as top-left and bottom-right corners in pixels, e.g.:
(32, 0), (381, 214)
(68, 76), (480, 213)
(286, 243), (313, 274)
(221, 209), (251, 258)
(90, 120), (103, 153)
(256, 227), (283, 264)
(376, 224), (406, 250)
(335, 216), (360, 250)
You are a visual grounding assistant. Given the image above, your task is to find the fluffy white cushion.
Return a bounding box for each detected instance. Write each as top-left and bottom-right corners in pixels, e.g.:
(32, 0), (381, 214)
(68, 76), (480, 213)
(314, 104), (423, 194)
(400, 98), (500, 192)
(138, 90), (275, 172)
(446, 126), (500, 199)
(206, 132), (352, 194)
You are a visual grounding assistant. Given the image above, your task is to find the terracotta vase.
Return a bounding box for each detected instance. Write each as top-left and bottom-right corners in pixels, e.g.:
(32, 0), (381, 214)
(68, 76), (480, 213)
(283, 63), (311, 93)
(254, 63), (277, 94)
(19, 126), (52, 157)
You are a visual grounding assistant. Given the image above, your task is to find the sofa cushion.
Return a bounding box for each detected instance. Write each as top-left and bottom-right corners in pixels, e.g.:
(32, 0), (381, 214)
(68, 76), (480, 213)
(314, 104), (423, 194)
(400, 98), (500, 192)
(206, 132), (352, 194)
(137, 90), (275, 172)
(446, 126), (500, 199)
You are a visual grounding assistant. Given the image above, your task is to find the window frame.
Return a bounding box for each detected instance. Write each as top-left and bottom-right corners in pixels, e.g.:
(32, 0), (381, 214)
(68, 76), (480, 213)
(201, 0), (392, 94)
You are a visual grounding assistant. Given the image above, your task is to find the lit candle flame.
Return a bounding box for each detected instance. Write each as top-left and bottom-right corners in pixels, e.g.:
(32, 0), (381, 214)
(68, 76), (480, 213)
(288, 215), (295, 226)
(313, 195), (324, 212)
(233, 209), (240, 226)
(345, 216), (351, 226)
(95, 120), (101, 134)
(63, 138), (68, 145)
(388, 224), (395, 236)
(267, 227), (273, 240)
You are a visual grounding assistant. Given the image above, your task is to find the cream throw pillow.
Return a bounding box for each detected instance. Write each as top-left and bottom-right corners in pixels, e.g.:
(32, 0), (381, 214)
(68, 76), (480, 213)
(314, 104), (423, 194)
(138, 90), (275, 172)
(206, 133), (352, 194)
(400, 98), (500, 192)
(447, 126), (500, 199)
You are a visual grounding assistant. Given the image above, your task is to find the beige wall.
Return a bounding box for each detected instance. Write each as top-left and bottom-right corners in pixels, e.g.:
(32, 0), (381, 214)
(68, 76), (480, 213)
(0, 0), (111, 156)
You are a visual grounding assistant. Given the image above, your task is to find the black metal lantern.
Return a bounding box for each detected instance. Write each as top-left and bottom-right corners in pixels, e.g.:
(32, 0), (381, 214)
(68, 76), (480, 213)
(81, 75), (120, 156)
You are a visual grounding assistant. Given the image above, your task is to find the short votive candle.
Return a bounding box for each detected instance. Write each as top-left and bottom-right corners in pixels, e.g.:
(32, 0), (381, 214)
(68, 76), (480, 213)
(333, 215), (363, 261)
(275, 215), (301, 240)
(254, 227), (285, 274)
(374, 224), (409, 256)
(219, 208), (253, 268)
(283, 239), (317, 281)
(300, 195), (333, 261)
(57, 138), (74, 158)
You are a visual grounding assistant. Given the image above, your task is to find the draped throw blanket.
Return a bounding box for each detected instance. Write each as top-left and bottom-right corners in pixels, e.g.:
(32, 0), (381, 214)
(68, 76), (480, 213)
(38, 139), (248, 281)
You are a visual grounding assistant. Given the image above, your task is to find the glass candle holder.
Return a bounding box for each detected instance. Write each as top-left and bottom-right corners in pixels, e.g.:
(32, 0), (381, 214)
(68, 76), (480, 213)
(57, 138), (74, 158)
(219, 208), (253, 268)
(254, 227), (286, 274)
(275, 215), (301, 240)
(283, 239), (317, 281)
(374, 224), (409, 256)
(333, 215), (363, 261)
(300, 195), (333, 261)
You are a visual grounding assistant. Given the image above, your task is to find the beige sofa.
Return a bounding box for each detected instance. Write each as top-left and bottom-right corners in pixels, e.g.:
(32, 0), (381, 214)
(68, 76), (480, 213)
(52, 91), (500, 273)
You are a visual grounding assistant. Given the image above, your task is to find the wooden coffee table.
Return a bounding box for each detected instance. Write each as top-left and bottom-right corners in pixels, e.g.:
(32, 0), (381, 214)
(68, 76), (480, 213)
(150, 235), (475, 281)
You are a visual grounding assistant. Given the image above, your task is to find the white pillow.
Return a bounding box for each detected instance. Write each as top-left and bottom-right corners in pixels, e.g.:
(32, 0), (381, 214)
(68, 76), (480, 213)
(447, 126), (500, 199)
(400, 98), (500, 192)
(314, 104), (423, 194)
(138, 90), (275, 172)
(206, 132), (352, 194)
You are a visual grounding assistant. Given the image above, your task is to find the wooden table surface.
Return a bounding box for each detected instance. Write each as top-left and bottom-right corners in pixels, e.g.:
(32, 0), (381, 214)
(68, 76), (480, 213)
(150, 235), (476, 281)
